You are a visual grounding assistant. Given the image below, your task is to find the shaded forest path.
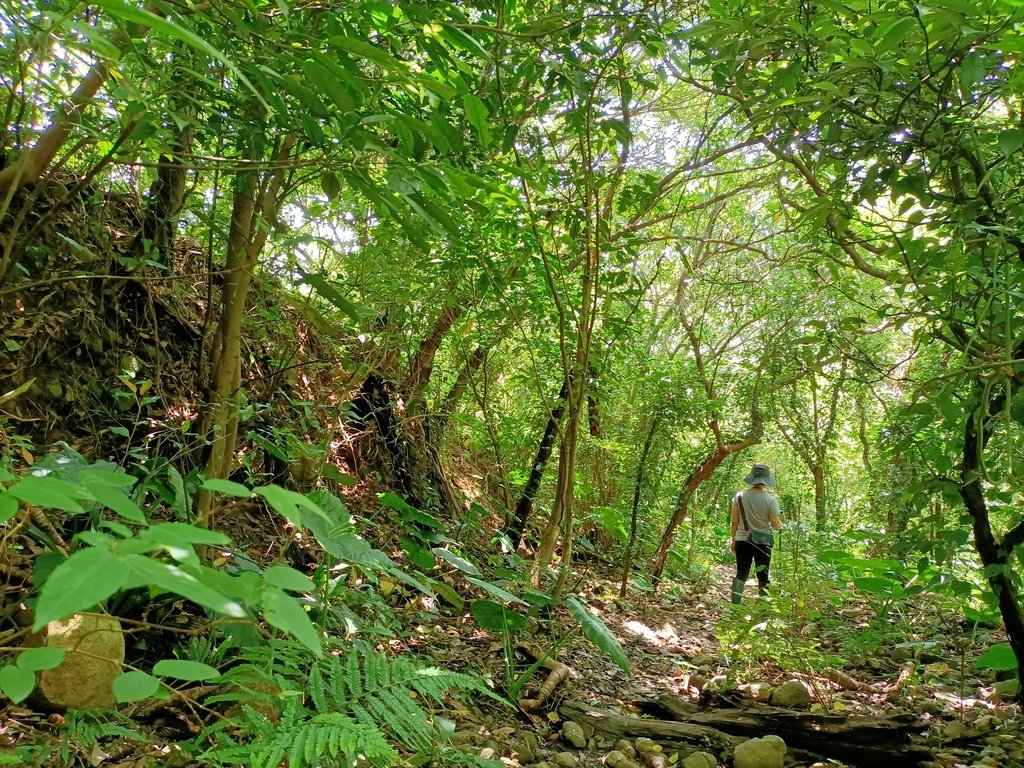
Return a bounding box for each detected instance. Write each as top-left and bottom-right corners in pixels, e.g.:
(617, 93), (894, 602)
(431, 563), (1023, 768)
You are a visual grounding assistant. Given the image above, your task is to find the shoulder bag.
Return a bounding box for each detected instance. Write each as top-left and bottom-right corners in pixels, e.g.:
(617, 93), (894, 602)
(738, 493), (774, 546)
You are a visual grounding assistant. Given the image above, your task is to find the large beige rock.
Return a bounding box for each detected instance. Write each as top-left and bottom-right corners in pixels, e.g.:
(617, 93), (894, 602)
(33, 613), (124, 710)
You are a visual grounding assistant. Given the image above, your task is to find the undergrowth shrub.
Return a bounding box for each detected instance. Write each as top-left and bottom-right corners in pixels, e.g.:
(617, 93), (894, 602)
(196, 639), (504, 768)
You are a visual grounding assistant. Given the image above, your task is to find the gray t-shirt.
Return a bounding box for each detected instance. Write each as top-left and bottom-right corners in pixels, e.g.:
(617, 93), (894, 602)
(734, 489), (781, 541)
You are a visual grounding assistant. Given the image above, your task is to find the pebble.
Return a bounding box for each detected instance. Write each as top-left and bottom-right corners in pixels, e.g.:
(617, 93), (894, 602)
(614, 740), (637, 760)
(553, 752), (577, 768)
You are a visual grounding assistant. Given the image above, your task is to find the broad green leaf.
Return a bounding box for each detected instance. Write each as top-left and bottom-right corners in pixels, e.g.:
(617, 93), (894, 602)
(431, 548), (482, 576)
(80, 480), (147, 524)
(264, 565), (315, 592)
(401, 538), (437, 570)
(113, 671), (161, 703)
(465, 576), (528, 605)
(77, 469), (137, 488)
(463, 93), (491, 144)
(125, 556), (246, 618)
(566, 596), (630, 675)
(140, 523), (231, 549)
(257, 484), (333, 527)
(301, 58), (355, 112)
(7, 475), (86, 513)
(262, 587), (322, 656)
(201, 478), (252, 498)
(0, 664), (36, 703)
(153, 659), (221, 681)
(976, 642), (1017, 671)
(34, 548), (126, 630)
(16, 647), (65, 672)
(471, 599), (526, 632)
(0, 494), (18, 523)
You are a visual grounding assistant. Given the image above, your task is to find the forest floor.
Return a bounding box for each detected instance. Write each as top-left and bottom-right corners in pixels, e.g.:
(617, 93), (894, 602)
(429, 562), (1023, 768)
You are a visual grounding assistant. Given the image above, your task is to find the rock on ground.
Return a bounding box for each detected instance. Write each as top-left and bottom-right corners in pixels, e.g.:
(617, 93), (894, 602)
(681, 751), (718, 768)
(768, 679), (811, 708)
(32, 613), (124, 710)
(733, 735), (786, 768)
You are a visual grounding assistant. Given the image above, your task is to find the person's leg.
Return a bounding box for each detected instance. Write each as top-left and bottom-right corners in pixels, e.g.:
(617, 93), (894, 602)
(752, 543), (773, 595)
(733, 541), (754, 603)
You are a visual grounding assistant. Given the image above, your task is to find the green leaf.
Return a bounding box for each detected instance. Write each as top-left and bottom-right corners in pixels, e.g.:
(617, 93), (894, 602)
(0, 494), (18, 523)
(34, 548), (126, 630)
(299, 271), (373, 324)
(321, 172), (341, 201)
(153, 659), (221, 681)
(264, 565), (315, 592)
(976, 642), (1017, 671)
(7, 475), (85, 513)
(471, 599), (526, 632)
(330, 35), (408, 72)
(463, 93), (491, 145)
(431, 548), (482, 576)
(257, 484), (332, 527)
(140, 523), (231, 549)
(16, 647), (65, 672)
(80, 479), (147, 524)
(0, 664), (36, 703)
(998, 128), (1024, 157)
(465, 576), (528, 605)
(301, 58), (355, 112)
(566, 596), (630, 675)
(113, 671), (161, 703)
(90, 0), (267, 111)
(125, 556), (246, 618)
(262, 587), (322, 656)
(77, 469), (137, 488)
(201, 478), (252, 498)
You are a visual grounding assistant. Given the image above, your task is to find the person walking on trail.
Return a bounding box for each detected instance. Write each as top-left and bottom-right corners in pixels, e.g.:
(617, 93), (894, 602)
(730, 463), (783, 604)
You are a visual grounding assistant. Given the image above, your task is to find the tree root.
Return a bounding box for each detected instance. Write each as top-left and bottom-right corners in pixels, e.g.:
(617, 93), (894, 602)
(517, 641), (572, 711)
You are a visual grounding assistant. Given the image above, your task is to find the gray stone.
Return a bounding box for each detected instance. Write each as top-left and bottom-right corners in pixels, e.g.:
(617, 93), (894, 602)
(768, 680), (811, 709)
(634, 738), (659, 755)
(515, 732), (540, 763)
(733, 736), (786, 768)
(615, 740), (637, 759)
(605, 750), (641, 768)
(33, 613), (124, 710)
(746, 682), (772, 703)
(553, 752), (577, 768)
(562, 721), (587, 749)
(480, 748), (497, 760)
(450, 730), (477, 747)
(942, 720), (968, 740)
(682, 751), (717, 768)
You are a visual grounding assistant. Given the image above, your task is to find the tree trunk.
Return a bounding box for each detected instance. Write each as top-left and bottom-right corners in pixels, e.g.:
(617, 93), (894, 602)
(194, 135), (293, 523)
(650, 411), (763, 582)
(402, 302), (463, 403)
(620, 413), (661, 597)
(509, 379), (569, 547)
(960, 383), (1024, 702)
(135, 121), (193, 262)
(811, 462), (825, 531)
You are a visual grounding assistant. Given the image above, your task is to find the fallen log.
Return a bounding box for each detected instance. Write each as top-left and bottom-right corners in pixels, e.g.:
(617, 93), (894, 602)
(636, 694), (933, 767)
(559, 700), (742, 755)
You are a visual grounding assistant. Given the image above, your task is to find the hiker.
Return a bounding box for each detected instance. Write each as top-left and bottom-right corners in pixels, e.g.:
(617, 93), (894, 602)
(730, 463), (783, 604)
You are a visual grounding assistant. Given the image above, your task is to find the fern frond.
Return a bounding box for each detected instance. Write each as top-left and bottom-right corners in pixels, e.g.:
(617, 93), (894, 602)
(63, 710), (149, 748)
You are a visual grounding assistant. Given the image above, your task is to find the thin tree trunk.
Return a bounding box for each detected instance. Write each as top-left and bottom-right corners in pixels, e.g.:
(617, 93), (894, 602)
(509, 379), (569, 546)
(812, 463), (826, 531)
(195, 135), (293, 523)
(620, 414), (661, 597)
